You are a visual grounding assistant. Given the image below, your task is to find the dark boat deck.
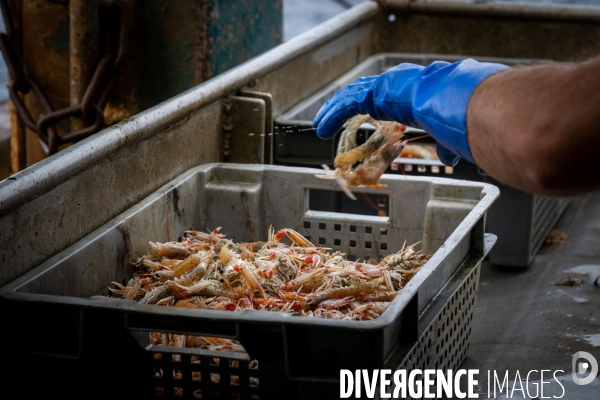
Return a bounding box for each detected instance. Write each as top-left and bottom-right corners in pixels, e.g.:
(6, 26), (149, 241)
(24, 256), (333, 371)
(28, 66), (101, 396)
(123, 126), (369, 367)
(463, 193), (600, 398)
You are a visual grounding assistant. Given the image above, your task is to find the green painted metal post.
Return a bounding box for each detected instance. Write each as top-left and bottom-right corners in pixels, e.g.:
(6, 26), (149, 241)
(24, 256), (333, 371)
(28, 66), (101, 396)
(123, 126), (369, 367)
(138, 0), (283, 110)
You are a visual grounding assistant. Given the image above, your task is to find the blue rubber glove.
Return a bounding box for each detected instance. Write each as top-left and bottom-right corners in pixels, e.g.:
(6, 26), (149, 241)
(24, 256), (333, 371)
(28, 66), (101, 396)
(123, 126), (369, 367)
(313, 59), (510, 166)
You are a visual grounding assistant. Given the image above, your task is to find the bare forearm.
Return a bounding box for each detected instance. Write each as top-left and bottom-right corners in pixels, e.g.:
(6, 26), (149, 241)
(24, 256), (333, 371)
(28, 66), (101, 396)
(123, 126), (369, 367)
(467, 56), (600, 196)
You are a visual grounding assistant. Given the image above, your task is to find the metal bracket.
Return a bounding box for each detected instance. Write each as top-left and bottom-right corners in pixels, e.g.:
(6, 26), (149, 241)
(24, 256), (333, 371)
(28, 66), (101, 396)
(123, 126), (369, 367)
(239, 89), (274, 164)
(221, 96), (266, 164)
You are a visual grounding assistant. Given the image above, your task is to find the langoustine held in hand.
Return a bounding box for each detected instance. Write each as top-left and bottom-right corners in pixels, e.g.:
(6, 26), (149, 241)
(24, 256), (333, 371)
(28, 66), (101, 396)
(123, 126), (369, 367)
(315, 114), (408, 200)
(108, 226), (431, 354)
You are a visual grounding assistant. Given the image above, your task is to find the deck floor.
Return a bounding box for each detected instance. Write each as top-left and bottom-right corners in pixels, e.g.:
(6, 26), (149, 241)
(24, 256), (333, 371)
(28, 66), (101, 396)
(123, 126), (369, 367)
(461, 193), (600, 398)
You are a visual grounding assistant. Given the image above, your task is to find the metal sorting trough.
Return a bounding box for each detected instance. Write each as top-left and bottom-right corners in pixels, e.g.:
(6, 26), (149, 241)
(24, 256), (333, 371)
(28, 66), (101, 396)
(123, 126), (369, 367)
(275, 52), (549, 170)
(1, 0), (600, 398)
(1, 163), (498, 399)
(274, 52), (569, 267)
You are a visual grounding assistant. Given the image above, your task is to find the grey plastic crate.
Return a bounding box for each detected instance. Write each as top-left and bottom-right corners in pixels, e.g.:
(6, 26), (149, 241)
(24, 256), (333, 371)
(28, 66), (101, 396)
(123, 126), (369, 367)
(1, 163), (497, 399)
(274, 52), (569, 267)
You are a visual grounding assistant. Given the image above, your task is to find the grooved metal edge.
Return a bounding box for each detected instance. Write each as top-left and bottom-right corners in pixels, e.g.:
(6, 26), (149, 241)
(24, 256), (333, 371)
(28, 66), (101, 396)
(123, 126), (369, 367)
(379, 0), (600, 22)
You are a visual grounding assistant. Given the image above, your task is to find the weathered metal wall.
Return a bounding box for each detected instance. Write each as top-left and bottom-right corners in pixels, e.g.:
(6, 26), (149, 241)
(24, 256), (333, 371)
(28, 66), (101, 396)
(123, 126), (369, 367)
(376, 0), (600, 62)
(0, 101), (223, 287)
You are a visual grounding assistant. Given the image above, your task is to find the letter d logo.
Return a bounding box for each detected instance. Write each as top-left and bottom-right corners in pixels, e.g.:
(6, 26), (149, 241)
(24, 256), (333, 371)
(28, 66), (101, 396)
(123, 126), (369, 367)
(572, 351), (598, 385)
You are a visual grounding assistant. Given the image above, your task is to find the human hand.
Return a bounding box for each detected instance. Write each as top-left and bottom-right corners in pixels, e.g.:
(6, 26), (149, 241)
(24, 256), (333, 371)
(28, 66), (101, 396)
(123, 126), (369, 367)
(313, 59), (510, 166)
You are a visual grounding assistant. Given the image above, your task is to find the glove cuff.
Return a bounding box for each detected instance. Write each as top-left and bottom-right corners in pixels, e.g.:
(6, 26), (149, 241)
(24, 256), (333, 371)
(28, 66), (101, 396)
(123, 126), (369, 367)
(412, 59), (510, 164)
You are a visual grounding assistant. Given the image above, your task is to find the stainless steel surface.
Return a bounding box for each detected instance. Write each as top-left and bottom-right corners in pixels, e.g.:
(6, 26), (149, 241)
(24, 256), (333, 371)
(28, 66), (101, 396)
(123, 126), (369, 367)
(0, 1), (378, 287)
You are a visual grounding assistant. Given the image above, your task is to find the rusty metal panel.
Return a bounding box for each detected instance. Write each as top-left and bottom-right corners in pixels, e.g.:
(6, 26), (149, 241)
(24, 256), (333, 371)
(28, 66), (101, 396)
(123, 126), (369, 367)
(138, 1), (198, 110)
(9, 0), (129, 166)
(69, 0), (99, 131)
(138, 0), (282, 110)
(22, 0), (70, 165)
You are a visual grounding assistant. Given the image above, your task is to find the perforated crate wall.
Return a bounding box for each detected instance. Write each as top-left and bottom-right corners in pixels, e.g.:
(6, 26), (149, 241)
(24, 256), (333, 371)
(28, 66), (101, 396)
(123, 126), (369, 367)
(530, 196), (570, 259)
(300, 220), (396, 263)
(397, 263), (480, 399)
(149, 347), (262, 399)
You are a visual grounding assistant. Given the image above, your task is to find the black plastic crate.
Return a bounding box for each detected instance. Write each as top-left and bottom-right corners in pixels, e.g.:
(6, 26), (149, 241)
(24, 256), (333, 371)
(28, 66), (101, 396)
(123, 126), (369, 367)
(0, 164), (498, 399)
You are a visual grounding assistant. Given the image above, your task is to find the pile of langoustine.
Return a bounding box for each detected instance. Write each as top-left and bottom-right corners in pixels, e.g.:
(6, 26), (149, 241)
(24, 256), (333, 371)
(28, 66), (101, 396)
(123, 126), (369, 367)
(110, 227), (430, 325)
